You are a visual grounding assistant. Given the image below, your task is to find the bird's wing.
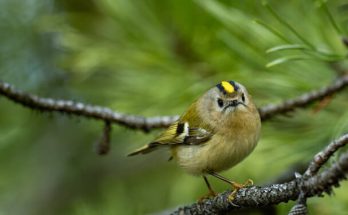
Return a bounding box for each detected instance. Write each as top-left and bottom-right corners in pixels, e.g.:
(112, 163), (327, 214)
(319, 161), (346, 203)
(128, 103), (213, 156)
(127, 120), (212, 156)
(154, 121), (213, 145)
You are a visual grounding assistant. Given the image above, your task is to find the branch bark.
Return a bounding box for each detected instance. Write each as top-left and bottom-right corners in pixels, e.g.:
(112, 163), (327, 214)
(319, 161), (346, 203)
(304, 134), (348, 177)
(0, 81), (178, 132)
(171, 134), (348, 215)
(1, 75), (348, 131)
(258, 75), (348, 121)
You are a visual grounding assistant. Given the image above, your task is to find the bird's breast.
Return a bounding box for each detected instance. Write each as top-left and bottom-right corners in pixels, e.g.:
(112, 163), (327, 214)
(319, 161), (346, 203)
(173, 111), (261, 175)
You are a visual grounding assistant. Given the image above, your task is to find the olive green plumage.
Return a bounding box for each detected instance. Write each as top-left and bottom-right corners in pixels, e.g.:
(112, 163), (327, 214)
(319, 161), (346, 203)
(127, 101), (213, 156)
(128, 81), (261, 177)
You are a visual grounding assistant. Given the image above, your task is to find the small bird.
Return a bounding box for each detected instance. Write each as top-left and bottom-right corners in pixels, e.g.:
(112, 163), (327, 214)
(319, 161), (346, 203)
(128, 81), (261, 199)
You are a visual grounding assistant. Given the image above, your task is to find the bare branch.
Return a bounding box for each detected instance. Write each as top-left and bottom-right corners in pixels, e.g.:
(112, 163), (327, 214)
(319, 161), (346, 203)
(258, 75), (348, 121)
(304, 134), (348, 177)
(1, 76), (348, 131)
(171, 134), (348, 214)
(0, 81), (178, 132)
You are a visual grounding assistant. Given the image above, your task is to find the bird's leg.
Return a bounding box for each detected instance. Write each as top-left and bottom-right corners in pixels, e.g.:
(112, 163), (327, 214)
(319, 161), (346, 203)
(209, 172), (253, 201)
(204, 175), (217, 196)
(198, 176), (217, 202)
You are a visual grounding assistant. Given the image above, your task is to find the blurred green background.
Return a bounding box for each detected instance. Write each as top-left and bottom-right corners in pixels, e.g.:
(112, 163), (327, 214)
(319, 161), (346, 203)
(1, 0), (348, 214)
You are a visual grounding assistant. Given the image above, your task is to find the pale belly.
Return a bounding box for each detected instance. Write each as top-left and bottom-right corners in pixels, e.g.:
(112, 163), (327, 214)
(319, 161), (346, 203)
(173, 131), (260, 175)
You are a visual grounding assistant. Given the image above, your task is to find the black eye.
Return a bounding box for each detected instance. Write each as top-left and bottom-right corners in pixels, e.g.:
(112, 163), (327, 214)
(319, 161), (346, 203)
(217, 98), (224, 108)
(241, 93), (245, 102)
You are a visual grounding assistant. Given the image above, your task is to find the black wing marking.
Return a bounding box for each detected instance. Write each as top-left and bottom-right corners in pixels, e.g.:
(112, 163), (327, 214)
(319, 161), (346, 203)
(183, 127), (212, 145)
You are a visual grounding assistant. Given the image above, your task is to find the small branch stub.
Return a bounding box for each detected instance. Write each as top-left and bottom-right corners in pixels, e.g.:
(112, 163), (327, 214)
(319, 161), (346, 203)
(342, 37), (348, 49)
(96, 121), (112, 155)
(288, 203), (308, 215)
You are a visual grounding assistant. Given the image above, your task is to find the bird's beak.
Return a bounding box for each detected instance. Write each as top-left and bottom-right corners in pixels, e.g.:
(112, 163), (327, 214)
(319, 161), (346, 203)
(223, 99), (246, 112)
(228, 99), (246, 107)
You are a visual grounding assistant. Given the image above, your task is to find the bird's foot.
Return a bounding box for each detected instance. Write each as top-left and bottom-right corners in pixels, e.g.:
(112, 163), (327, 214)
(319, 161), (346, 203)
(198, 189), (217, 202)
(227, 179), (254, 202)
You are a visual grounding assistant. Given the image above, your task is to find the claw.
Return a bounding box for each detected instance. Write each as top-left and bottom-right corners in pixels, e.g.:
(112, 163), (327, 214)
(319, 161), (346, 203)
(207, 173), (254, 203)
(228, 189), (238, 202)
(244, 179), (254, 187)
(198, 190), (217, 202)
(228, 179), (254, 202)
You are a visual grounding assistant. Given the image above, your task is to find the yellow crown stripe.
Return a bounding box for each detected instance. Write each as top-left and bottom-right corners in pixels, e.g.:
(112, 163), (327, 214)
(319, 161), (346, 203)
(221, 81), (234, 93)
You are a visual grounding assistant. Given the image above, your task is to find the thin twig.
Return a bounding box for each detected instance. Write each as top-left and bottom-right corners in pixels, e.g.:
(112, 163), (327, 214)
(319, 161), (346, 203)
(171, 134), (348, 214)
(0, 81), (178, 132)
(304, 134), (348, 177)
(258, 75), (348, 121)
(1, 76), (348, 131)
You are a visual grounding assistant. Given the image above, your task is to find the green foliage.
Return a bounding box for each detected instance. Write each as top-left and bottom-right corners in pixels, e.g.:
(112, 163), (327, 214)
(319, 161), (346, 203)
(1, 0), (348, 214)
(261, 1), (346, 67)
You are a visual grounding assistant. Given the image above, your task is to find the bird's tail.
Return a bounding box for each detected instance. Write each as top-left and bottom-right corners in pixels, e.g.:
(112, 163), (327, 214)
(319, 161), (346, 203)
(127, 142), (160, 156)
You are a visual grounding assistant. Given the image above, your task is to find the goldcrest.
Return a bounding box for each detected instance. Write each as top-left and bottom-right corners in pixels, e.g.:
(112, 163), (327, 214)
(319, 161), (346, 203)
(129, 81), (261, 197)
